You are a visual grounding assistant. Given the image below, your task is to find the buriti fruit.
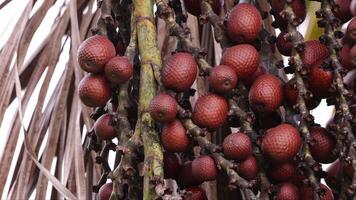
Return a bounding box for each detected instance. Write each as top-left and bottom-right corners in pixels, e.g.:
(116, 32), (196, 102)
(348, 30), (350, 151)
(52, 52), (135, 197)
(94, 114), (116, 140)
(276, 31), (304, 56)
(192, 93), (228, 129)
(308, 61), (333, 98)
(161, 119), (190, 152)
(333, 0), (352, 24)
(242, 65), (265, 87)
(221, 44), (260, 79)
(325, 160), (342, 190)
(161, 52), (197, 92)
(226, 3), (262, 43)
(248, 74), (283, 112)
(104, 56), (133, 84)
(149, 93), (177, 123)
(346, 17), (356, 44)
(267, 161), (296, 183)
(177, 161), (202, 187)
(77, 35), (116, 73)
(183, 0), (220, 16)
(271, 0), (306, 28)
(299, 184), (334, 200)
(237, 156), (259, 180)
(309, 126), (337, 164)
(78, 74), (112, 107)
(209, 65), (238, 93)
(284, 78), (320, 110)
(301, 40), (329, 68)
(222, 132), (253, 161)
(191, 156), (217, 182)
(276, 183), (299, 200)
(98, 182), (113, 200)
(184, 187), (208, 200)
(163, 152), (181, 179)
(261, 123), (302, 163)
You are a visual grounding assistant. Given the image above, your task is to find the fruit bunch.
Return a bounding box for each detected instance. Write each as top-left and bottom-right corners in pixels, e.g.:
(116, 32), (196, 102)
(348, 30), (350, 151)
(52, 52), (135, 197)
(76, 0), (356, 199)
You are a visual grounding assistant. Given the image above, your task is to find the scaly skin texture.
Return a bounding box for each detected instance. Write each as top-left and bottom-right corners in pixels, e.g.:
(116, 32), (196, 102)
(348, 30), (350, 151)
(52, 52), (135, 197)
(183, 0), (220, 16)
(184, 187), (208, 200)
(192, 93), (228, 129)
(163, 152), (181, 179)
(98, 183), (113, 200)
(242, 65), (265, 87)
(276, 183), (299, 200)
(191, 156), (217, 182)
(249, 74), (283, 112)
(104, 56), (133, 84)
(308, 61), (333, 98)
(261, 124), (302, 163)
(78, 74), (111, 107)
(237, 156), (259, 180)
(161, 119), (190, 152)
(222, 132), (253, 161)
(226, 3), (262, 43)
(77, 35), (116, 73)
(276, 31), (303, 56)
(309, 127), (337, 164)
(94, 114), (117, 140)
(301, 40), (329, 68)
(267, 162), (296, 183)
(161, 52), (197, 92)
(300, 184), (334, 200)
(149, 93), (177, 123)
(209, 65), (237, 93)
(221, 44), (259, 79)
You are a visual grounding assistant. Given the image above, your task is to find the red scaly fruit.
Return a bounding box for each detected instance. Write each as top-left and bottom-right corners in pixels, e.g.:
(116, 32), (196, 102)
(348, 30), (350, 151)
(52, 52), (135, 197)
(161, 52), (197, 92)
(271, 0), (306, 28)
(149, 93), (177, 123)
(242, 64), (265, 87)
(222, 132), (253, 161)
(177, 161), (202, 187)
(104, 56), (133, 84)
(308, 61), (333, 98)
(261, 124), (302, 163)
(248, 74), (283, 112)
(301, 40), (329, 67)
(300, 184), (334, 200)
(161, 119), (190, 152)
(309, 126), (337, 164)
(238, 156), (259, 180)
(191, 156), (218, 182)
(226, 3), (262, 43)
(267, 162), (296, 183)
(333, 0), (352, 24)
(78, 74), (112, 107)
(94, 114), (116, 140)
(339, 44), (356, 70)
(276, 183), (299, 200)
(183, 0), (220, 16)
(276, 31), (304, 56)
(77, 35), (116, 73)
(192, 93), (228, 129)
(164, 152), (182, 179)
(221, 44), (260, 79)
(209, 65), (238, 93)
(284, 78), (321, 110)
(346, 17), (356, 44)
(183, 187), (208, 200)
(98, 182), (113, 200)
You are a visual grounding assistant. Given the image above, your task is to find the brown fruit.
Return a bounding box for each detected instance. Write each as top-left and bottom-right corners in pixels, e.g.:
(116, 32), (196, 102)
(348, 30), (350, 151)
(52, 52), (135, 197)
(77, 35), (116, 73)
(149, 93), (177, 123)
(284, 78), (320, 110)
(249, 74), (283, 112)
(178, 161), (202, 187)
(227, 3), (262, 43)
(333, 0), (352, 24)
(209, 65), (238, 93)
(261, 124), (302, 163)
(98, 182), (113, 200)
(267, 162), (296, 183)
(276, 183), (299, 200)
(192, 93), (228, 129)
(184, 187), (208, 200)
(300, 184), (333, 200)
(104, 56), (133, 84)
(78, 74), (112, 107)
(308, 61), (333, 98)
(161, 120), (190, 152)
(346, 17), (356, 44)
(276, 31), (303, 56)
(238, 156), (259, 180)
(221, 44), (260, 79)
(242, 65), (265, 87)
(192, 156), (217, 182)
(301, 40), (329, 68)
(183, 0), (221, 16)
(325, 160), (342, 190)
(339, 44), (356, 70)
(271, 0), (306, 28)
(309, 127), (337, 164)
(222, 132), (253, 161)
(161, 52), (197, 92)
(94, 114), (116, 140)
(164, 152), (181, 179)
